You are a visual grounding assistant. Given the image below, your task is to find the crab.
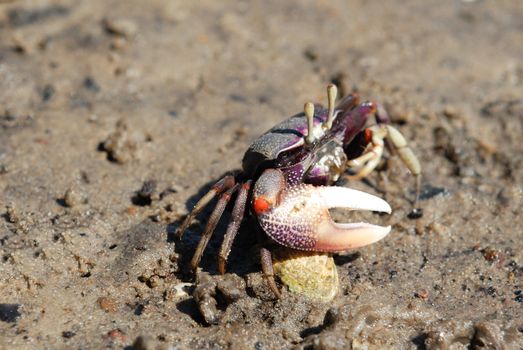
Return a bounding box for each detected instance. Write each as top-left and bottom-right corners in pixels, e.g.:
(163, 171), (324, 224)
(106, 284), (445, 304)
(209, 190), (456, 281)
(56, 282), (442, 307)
(176, 84), (421, 298)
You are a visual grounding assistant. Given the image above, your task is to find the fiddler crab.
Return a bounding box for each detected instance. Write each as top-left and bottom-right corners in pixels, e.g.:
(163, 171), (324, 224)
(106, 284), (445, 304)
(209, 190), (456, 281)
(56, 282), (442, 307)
(176, 84), (421, 300)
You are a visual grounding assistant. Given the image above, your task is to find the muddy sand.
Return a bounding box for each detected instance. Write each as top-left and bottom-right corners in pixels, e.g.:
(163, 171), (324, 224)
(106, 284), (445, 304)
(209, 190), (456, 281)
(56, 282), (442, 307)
(1, 0), (522, 349)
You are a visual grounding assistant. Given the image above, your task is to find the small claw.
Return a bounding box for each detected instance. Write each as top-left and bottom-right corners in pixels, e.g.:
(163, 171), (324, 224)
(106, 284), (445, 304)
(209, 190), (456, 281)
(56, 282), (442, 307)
(253, 169), (391, 252)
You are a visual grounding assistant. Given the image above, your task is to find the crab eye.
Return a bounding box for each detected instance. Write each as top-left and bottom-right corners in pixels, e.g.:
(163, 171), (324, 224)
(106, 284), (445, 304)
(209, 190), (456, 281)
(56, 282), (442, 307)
(253, 197), (271, 215)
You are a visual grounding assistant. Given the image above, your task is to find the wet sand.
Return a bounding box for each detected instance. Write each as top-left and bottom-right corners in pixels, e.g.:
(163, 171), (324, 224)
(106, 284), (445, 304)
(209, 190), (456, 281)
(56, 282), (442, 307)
(1, 0), (522, 348)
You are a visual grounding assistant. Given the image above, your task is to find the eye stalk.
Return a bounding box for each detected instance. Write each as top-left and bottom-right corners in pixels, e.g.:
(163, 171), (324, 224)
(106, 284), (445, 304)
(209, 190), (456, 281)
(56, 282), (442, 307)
(304, 84), (338, 145)
(324, 84), (338, 130)
(304, 102), (315, 144)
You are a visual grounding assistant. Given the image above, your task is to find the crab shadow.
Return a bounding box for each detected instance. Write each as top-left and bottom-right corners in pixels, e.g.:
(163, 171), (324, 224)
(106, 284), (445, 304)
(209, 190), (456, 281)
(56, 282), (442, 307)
(168, 174), (266, 325)
(168, 171), (261, 277)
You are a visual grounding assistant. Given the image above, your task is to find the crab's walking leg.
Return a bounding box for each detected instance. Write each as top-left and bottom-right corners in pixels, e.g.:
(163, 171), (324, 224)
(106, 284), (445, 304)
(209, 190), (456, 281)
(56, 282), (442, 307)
(218, 180), (252, 274)
(323, 84), (338, 130)
(189, 184), (239, 271)
(346, 126), (386, 180)
(260, 247), (282, 298)
(176, 175), (235, 239)
(347, 125), (421, 206)
(385, 125), (422, 207)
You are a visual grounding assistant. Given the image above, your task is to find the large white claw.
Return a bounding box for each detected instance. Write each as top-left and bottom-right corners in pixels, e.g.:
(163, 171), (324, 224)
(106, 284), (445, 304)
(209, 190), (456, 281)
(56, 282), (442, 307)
(313, 186), (391, 251)
(253, 171), (392, 252)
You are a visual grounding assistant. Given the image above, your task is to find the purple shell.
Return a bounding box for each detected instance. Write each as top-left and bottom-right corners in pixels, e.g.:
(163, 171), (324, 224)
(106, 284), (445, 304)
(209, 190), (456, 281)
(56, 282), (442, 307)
(242, 105), (328, 176)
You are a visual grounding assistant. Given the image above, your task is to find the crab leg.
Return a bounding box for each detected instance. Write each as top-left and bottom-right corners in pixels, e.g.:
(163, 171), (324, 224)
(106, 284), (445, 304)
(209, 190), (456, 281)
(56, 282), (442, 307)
(385, 125), (421, 207)
(218, 180), (252, 274)
(253, 169), (391, 253)
(260, 247), (282, 298)
(189, 184), (239, 271)
(346, 126), (386, 180)
(347, 124), (421, 207)
(176, 175), (235, 239)
(323, 84), (338, 130)
(304, 102), (316, 144)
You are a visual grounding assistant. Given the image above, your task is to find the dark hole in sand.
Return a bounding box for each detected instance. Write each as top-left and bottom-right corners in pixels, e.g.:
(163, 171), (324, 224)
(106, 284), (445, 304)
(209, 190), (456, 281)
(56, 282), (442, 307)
(0, 304), (21, 323)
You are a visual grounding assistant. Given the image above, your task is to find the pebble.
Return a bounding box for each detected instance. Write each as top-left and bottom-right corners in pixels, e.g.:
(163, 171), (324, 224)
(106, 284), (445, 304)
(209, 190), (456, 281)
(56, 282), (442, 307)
(5, 205), (19, 223)
(482, 247), (499, 263)
(106, 329), (125, 343)
(62, 331), (76, 338)
(415, 289), (429, 300)
(100, 120), (137, 164)
(216, 274), (246, 303)
(193, 274), (219, 325)
(103, 17), (138, 38)
(407, 208), (423, 219)
(419, 184), (449, 201)
(97, 297), (118, 313)
(515, 291), (523, 303)
(63, 188), (87, 207)
(136, 179), (158, 204)
(168, 282), (192, 300)
(443, 105), (461, 119)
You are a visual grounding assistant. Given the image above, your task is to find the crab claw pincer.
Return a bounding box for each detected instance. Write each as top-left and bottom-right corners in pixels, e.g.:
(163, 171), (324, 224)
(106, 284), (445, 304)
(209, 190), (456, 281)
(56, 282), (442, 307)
(253, 169), (391, 252)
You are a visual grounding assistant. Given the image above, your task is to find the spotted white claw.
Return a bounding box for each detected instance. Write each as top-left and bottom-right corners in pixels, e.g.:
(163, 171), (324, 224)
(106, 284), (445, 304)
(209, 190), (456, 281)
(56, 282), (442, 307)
(253, 169), (392, 252)
(312, 186), (391, 251)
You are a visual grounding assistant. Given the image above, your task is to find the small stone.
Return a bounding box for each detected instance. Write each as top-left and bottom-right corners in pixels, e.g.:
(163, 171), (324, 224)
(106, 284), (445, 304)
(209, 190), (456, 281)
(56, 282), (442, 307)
(408, 208), (423, 219)
(136, 179), (158, 205)
(147, 275), (160, 288)
(485, 286), (497, 297)
(41, 84), (54, 102)
(420, 184), (449, 200)
(193, 272), (219, 325)
(167, 282), (192, 301)
(475, 139), (497, 154)
(99, 120), (139, 164)
(0, 163), (9, 174)
(126, 206), (138, 215)
(415, 289), (429, 300)
(303, 47), (318, 62)
(415, 220), (426, 236)
(443, 105), (460, 119)
(97, 297), (118, 313)
(106, 329), (125, 343)
(482, 247), (499, 263)
(83, 76), (100, 92)
(110, 37), (128, 50)
(216, 274), (246, 303)
(507, 271), (515, 282)
(11, 34), (32, 54)
(62, 331), (76, 338)
(428, 222), (447, 235)
(63, 188), (87, 207)
(5, 205), (19, 223)
(103, 17), (137, 38)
